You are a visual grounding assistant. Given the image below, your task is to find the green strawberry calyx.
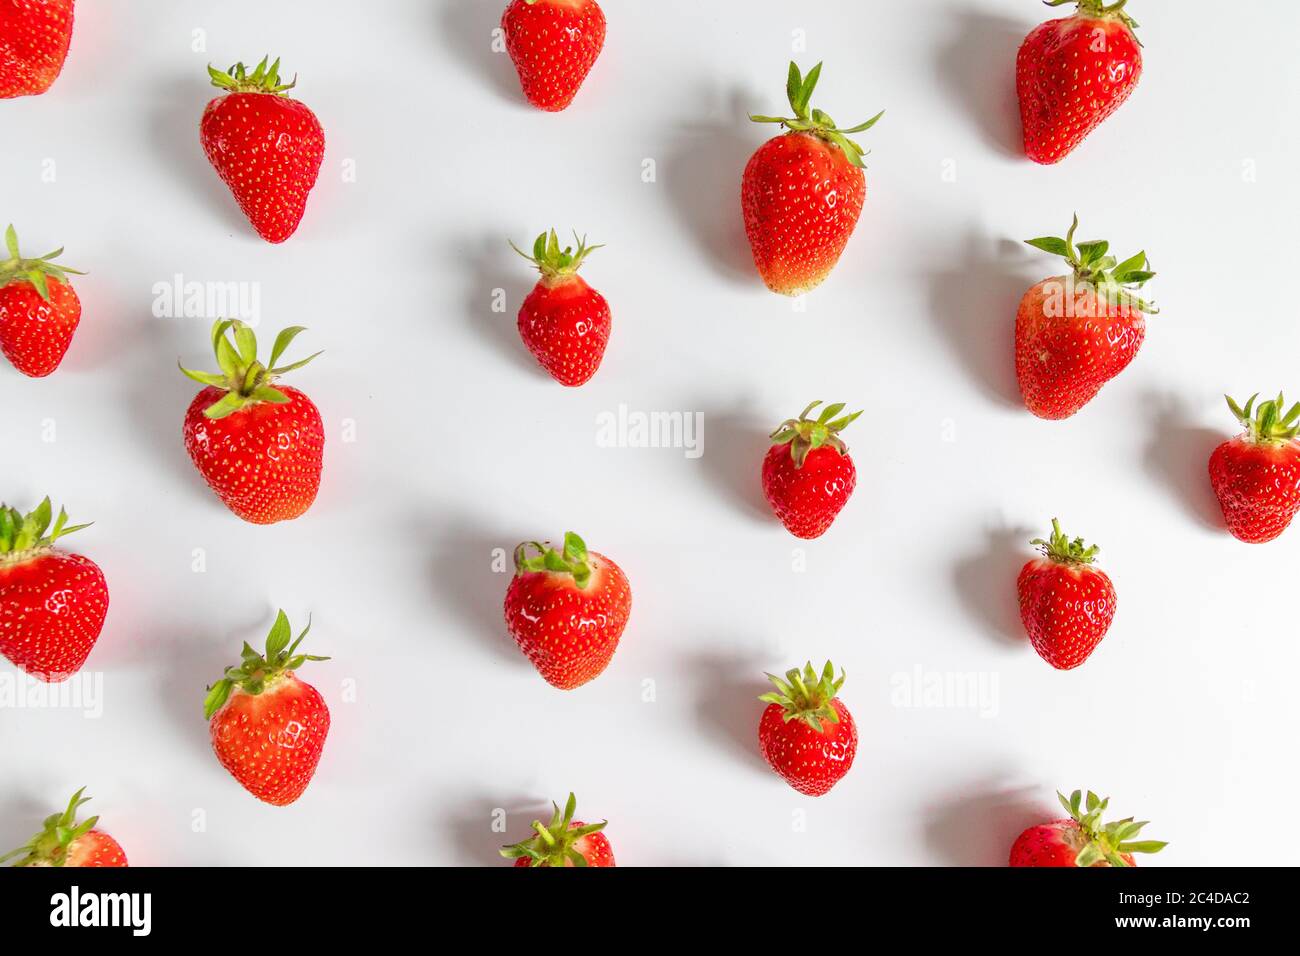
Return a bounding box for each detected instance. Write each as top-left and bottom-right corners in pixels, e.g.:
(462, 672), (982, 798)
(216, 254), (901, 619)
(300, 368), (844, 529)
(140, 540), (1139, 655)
(203, 610), (329, 720)
(0, 225), (85, 302)
(514, 532), (593, 589)
(1031, 518), (1100, 566)
(1058, 789), (1167, 867)
(499, 793), (608, 868)
(509, 230), (602, 284)
(750, 62), (884, 170)
(179, 319), (321, 421)
(0, 498), (91, 566)
(208, 56), (298, 96)
(759, 661), (846, 734)
(771, 401), (862, 469)
(0, 788), (101, 868)
(1048, 0), (1141, 35)
(1226, 393), (1300, 446)
(1025, 214), (1158, 314)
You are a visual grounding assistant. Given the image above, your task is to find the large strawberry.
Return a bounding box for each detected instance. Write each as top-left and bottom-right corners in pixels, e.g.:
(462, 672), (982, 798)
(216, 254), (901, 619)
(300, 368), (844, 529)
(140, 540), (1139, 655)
(501, 0), (606, 112)
(0, 498), (106, 682)
(1009, 789), (1166, 867)
(1017, 518), (1116, 670)
(758, 661), (857, 797)
(1017, 0), (1144, 164)
(504, 532), (631, 689)
(204, 610), (330, 807)
(1, 788), (127, 867)
(500, 793), (614, 867)
(1209, 393), (1300, 544)
(511, 230), (611, 386)
(0, 224), (85, 377)
(1018, 215), (1157, 419)
(180, 319), (324, 524)
(743, 62), (883, 296)
(200, 57), (325, 243)
(762, 401), (861, 539)
(0, 0), (74, 99)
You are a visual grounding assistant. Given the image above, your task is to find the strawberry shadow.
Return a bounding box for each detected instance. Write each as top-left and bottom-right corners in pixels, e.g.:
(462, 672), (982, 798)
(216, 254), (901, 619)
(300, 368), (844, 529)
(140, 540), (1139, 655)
(1142, 394), (1225, 531)
(0, 790), (46, 854)
(953, 521), (1032, 649)
(934, 9), (1026, 158)
(436, 0), (521, 106)
(695, 400), (772, 525)
(458, 234), (551, 380)
(923, 779), (1050, 866)
(687, 649), (769, 776)
(445, 792), (552, 866)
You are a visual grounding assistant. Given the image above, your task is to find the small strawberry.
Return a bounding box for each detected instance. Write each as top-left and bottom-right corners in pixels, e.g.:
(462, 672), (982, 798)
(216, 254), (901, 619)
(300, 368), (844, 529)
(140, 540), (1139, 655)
(200, 56), (325, 243)
(180, 319), (324, 525)
(510, 230), (611, 386)
(758, 661), (857, 797)
(1017, 0), (1144, 164)
(1009, 789), (1167, 867)
(0, 224), (85, 378)
(0, 498), (106, 682)
(1209, 393), (1300, 544)
(743, 62), (883, 296)
(503, 532), (631, 690)
(500, 793), (614, 867)
(204, 610), (331, 807)
(1018, 215), (1157, 419)
(502, 0), (606, 112)
(1017, 518), (1116, 670)
(0, 0), (74, 99)
(1, 788), (127, 868)
(762, 401), (861, 539)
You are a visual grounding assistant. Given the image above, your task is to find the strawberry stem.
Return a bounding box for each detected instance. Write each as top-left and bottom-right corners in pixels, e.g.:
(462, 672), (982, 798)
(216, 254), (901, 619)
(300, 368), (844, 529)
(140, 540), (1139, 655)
(770, 401), (862, 469)
(203, 610), (329, 719)
(1025, 214), (1158, 314)
(1030, 518), (1100, 565)
(0, 498), (91, 561)
(749, 62), (884, 169)
(513, 532), (592, 589)
(1226, 393), (1300, 445)
(759, 661), (846, 734)
(0, 225), (85, 302)
(509, 230), (602, 282)
(178, 320), (321, 420)
(208, 56), (298, 96)
(0, 788), (101, 867)
(499, 793), (607, 867)
(1057, 788), (1166, 867)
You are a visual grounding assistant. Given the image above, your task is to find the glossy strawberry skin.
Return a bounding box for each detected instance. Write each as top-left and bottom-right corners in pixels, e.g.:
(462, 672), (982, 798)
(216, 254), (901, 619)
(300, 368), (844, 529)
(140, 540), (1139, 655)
(64, 831), (128, 868)
(742, 131), (866, 296)
(1209, 437), (1300, 544)
(502, 0), (606, 112)
(517, 275), (611, 386)
(512, 825), (615, 867)
(0, 549), (108, 682)
(0, 0), (74, 98)
(1017, 14), (1142, 164)
(1017, 558), (1116, 670)
(1009, 820), (1135, 867)
(758, 698), (857, 797)
(209, 673), (330, 806)
(762, 444), (856, 539)
(0, 277), (80, 377)
(183, 385), (324, 525)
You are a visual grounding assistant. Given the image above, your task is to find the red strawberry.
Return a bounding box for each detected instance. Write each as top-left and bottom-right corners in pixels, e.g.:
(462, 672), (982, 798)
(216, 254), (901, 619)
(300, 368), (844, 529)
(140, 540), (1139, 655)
(204, 610), (331, 807)
(0, 224), (85, 377)
(758, 661), (857, 797)
(1209, 393), (1300, 544)
(0, 498), (106, 682)
(0, 0), (74, 99)
(199, 57), (325, 243)
(1009, 789), (1166, 867)
(1017, 518), (1116, 670)
(1017, 215), (1157, 419)
(511, 230), (611, 386)
(1, 788), (127, 868)
(502, 0), (606, 112)
(743, 62), (883, 296)
(500, 793), (614, 867)
(180, 320), (324, 525)
(503, 532), (631, 689)
(762, 401), (861, 539)
(1017, 0), (1144, 164)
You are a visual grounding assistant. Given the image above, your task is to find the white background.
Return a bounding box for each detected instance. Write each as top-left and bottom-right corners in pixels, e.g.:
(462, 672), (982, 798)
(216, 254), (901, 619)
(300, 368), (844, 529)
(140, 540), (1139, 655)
(2, 0), (1297, 866)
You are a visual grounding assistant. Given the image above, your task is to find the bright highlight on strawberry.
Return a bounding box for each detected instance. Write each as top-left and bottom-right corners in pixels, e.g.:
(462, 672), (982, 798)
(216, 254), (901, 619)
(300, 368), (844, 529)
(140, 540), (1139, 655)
(1009, 789), (1166, 867)
(1017, 518), (1117, 670)
(0, 0), (75, 99)
(758, 661), (857, 797)
(0, 224), (86, 378)
(1, 788), (127, 868)
(500, 792), (614, 867)
(1209, 393), (1300, 544)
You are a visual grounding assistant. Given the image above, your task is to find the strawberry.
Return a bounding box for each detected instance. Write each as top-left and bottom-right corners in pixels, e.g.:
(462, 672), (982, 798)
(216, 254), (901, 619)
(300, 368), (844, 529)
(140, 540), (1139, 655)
(1016, 0), (1144, 164)
(743, 62), (883, 296)
(503, 532), (631, 690)
(1017, 518), (1116, 670)
(1017, 215), (1157, 419)
(0, 224), (85, 378)
(511, 230), (610, 387)
(1009, 789), (1166, 867)
(758, 661), (857, 797)
(0, 0), (74, 99)
(1, 788), (127, 868)
(199, 57), (325, 243)
(500, 793), (614, 867)
(1209, 393), (1300, 544)
(204, 610), (331, 807)
(762, 401), (861, 539)
(501, 0), (606, 112)
(0, 498), (106, 682)
(180, 320), (324, 525)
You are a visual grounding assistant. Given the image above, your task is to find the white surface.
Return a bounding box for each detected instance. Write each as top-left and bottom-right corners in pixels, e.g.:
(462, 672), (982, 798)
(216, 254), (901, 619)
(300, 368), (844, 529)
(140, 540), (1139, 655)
(2, 0), (1297, 867)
